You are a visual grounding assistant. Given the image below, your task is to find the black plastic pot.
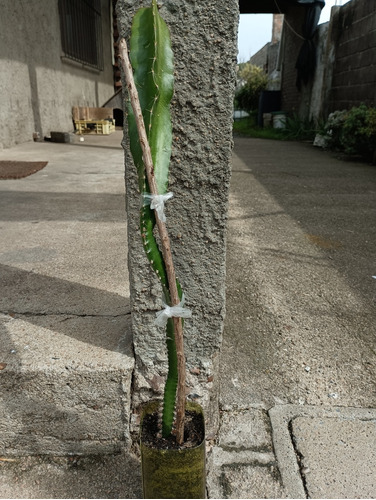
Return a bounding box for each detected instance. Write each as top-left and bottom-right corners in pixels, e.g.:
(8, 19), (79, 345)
(140, 401), (206, 499)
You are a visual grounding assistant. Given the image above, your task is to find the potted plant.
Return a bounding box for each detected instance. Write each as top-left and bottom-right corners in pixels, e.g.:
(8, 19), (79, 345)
(119, 1), (206, 498)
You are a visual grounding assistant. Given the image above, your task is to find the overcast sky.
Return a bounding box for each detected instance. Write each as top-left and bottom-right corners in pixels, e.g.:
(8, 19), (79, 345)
(237, 0), (352, 62)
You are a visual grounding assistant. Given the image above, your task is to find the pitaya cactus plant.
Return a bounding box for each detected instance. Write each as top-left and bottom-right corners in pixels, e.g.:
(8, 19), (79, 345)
(120, 0), (190, 445)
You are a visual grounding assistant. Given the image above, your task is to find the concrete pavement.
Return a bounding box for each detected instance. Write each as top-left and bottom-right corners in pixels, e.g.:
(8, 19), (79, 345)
(1, 133), (376, 498)
(0, 131), (138, 493)
(208, 137), (376, 498)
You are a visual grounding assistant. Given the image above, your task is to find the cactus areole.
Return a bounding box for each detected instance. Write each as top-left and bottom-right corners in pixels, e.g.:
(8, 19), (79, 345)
(120, 0), (192, 446)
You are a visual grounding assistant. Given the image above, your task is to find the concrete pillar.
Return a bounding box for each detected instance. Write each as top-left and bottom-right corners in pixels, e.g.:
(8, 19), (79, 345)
(272, 14), (284, 44)
(116, 0), (239, 436)
(308, 23), (329, 122)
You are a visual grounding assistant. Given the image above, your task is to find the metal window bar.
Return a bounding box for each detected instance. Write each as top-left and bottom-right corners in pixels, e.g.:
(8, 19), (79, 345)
(58, 0), (104, 71)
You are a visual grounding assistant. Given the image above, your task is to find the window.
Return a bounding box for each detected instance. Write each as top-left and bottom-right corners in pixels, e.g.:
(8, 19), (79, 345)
(58, 0), (104, 70)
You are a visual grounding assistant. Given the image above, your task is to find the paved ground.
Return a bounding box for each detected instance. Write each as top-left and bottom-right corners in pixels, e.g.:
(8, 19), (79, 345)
(0, 131), (138, 495)
(1, 133), (376, 498)
(209, 137), (376, 498)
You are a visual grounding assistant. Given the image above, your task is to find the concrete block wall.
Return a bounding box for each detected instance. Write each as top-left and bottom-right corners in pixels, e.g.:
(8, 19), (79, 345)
(117, 0), (238, 435)
(329, 0), (376, 111)
(301, 0), (376, 120)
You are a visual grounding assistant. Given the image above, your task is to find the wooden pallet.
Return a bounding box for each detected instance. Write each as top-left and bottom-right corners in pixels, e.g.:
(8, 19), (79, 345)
(74, 119), (115, 135)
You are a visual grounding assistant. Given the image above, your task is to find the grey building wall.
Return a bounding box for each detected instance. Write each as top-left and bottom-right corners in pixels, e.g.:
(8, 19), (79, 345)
(117, 0), (238, 434)
(250, 43), (269, 71)
(0, 0), (115, 149)
(250, 42), (281, 78)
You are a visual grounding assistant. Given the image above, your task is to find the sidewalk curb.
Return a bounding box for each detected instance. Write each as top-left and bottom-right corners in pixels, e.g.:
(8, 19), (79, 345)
(269, 404), (376, 498)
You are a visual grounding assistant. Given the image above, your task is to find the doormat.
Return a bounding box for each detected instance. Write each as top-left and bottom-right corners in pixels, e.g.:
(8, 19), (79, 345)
(0, 161), (48, 179)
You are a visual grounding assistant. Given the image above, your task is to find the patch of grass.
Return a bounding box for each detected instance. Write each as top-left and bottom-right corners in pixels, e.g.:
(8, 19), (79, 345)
(233, 117), (286, 140)
(233, 114), (321, 142)
(283, 114), (317, 141)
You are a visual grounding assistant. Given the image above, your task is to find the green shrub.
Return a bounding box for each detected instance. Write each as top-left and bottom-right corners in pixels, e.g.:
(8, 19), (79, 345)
(235, 64), (268, 113)
(362, 107), (376, 152)
(322, 105), (376, 161)
(341, 104), (370, 156)
(323, 110), (348, 150)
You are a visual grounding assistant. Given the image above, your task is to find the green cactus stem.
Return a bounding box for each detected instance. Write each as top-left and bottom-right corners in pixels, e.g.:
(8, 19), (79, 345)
(120, 0), (187, 443)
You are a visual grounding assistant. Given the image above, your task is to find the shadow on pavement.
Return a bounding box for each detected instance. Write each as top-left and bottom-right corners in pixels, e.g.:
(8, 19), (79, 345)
(0, 263), (130, 353)
(0, 191), (126, 222)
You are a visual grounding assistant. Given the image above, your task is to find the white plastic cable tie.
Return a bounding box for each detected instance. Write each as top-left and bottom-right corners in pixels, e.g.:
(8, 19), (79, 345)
(142, 192), (173, 222)
(154, 294), (192, 328)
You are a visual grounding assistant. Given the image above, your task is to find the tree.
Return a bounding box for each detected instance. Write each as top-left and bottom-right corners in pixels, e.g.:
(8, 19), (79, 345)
(235, 63), (267, 113)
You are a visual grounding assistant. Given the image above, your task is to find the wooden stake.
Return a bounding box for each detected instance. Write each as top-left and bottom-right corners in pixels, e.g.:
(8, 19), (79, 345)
(119, 38), (186, 445)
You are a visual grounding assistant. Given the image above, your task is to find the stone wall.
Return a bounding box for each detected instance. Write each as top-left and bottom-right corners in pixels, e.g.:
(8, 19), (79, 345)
(0, 0), (114, 149)
(117, 0), (238, 435)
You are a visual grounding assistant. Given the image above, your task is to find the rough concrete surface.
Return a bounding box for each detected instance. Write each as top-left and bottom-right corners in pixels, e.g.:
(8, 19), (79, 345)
(292, 416), (376, 499)
(209, 459), (286, 500)
(0, 453), (142, 499)
(221, 138), (376, 411)
(215, 137), (376, 499)
(0, 132), (134, 457)
(218, 409), (273, 451)
(116, 0), (239, 431)
(207, 408), (286, 499)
